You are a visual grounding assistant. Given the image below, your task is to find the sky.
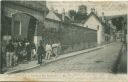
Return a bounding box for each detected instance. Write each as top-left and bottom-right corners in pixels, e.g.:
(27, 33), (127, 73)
(47, 1), (128, 16)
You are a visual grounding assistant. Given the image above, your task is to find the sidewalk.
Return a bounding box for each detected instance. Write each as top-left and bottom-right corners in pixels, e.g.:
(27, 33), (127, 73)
(5, 43), (112, 74)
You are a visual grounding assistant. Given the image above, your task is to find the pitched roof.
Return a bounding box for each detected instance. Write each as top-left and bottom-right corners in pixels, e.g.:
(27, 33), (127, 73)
(54, 12), (62, 20)
(81, 12), (104, 25)
(53, 12), (71, 22)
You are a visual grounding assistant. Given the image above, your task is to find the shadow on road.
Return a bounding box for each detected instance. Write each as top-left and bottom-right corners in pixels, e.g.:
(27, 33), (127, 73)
(112, 43), (127, 74)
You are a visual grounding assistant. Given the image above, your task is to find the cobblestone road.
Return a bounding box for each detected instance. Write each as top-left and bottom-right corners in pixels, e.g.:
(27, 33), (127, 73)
(17, 42), (122, 74)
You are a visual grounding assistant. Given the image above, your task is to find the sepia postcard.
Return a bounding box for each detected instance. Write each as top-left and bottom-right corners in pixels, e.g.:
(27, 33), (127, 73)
(0, 0), (127, 81)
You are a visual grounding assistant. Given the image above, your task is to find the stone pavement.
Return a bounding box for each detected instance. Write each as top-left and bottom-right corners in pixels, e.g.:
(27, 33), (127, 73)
(5, 42), (114, 74)
(17, 42), (122, 73)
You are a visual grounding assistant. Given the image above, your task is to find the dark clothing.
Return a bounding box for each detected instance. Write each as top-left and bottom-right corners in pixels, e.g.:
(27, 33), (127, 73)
(26, 44), (31, 52)
(26, 44), (31, 61)
(13, 42), (18, 56)
(17, 43), (22, 63)
(1, 40), (7, 68)
(38, 55), (42, 64)
(37, 46), (45, 55)
(6, 43), (15, 52)
(37, 46), (45, 64)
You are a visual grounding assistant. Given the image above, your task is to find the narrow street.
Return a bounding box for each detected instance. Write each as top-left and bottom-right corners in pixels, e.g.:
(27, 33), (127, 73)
(15, 42), (122, 74)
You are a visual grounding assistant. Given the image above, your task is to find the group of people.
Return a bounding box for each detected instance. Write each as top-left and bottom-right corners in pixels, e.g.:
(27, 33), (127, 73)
(1, 38), (61, 70)
(2, 38), (36, 69)
(37, 40), (61, 64)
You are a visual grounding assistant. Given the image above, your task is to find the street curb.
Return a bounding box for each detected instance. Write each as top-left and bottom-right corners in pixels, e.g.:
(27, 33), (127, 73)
(6, 43), (112, 74)
(42, 47), (102, 65)
(5, 65), (40, 74)
(44, 42), (114, 65)
(111, 43), (123, 73)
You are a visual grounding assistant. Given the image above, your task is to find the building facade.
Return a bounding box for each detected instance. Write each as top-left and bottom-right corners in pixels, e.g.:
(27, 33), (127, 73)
(1, 1), (48, 44)
(82, 12), (105, 45)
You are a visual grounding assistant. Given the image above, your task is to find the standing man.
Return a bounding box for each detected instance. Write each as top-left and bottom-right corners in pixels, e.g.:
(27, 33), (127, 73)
(52, 42), (58, 58)
(13, 40), (18, 66)
(6, 40), (15, 68)
(17, 41), (22, 64)
(57, 42), (61, 55)
(45, 42), (52, 60)
(31, 42), (36, 60)
(26, 42), (31, 61)
(37, 41), (45, 64)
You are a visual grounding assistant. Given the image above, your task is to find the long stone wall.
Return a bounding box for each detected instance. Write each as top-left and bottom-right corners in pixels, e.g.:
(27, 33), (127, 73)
(44, 19), (97, 54)
(60, 23), (97, 54)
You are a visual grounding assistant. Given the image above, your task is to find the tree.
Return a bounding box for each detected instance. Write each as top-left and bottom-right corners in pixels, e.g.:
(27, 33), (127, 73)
(111, 17), (124, 31)
(75, 5), (88, 23)
(68, 10), (77, 22)
(68, 10), (77, 18)
(78, 5), (87, 14)
(68, 5), (88, 23)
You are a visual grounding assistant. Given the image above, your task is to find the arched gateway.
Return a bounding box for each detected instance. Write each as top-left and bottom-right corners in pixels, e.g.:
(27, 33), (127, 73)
(12, 13), (38, 42)
(1, 1), (48, 43)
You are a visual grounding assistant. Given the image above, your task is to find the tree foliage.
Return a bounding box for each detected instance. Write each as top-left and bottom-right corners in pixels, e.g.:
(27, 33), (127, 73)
(68, 10), (77, 18)
(78, 5), (87, 14)
(111, 17), (124, 31)
(68, 5), (88, 23)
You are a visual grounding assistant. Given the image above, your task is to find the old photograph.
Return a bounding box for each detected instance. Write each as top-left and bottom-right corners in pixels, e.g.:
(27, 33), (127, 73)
(0, 0), (127, 81)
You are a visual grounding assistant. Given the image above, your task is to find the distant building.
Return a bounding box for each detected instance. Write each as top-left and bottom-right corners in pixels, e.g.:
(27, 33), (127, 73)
(46, 10), (71, 23)
(81, 12), (105, 44)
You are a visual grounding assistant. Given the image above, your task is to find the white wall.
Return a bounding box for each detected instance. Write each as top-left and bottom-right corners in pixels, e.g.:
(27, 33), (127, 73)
(97, 25), (105, 44)
(84, 15), (105, 44)
(84, 15), (100, 30)
(34, 36), (42, 48)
